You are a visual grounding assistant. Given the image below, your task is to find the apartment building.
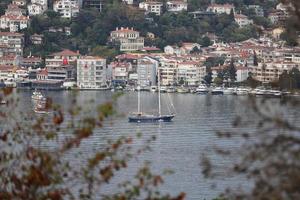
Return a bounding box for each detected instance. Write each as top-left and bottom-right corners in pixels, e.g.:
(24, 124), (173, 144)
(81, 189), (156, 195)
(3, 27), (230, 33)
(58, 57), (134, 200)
(137, 58), (157, 86)
(109, 27), (144, 51)
(159, 59), (177, 86)
(0, 32), (24, 56)
(82, 0), (104, 12)
(77, 56), (107, 89)
(139, 1), (163, 16)
(177, 61), (206, 86)
(53, 0), (79, 18)
(45, 49), (80, 80)
(251, 62), (299, 83)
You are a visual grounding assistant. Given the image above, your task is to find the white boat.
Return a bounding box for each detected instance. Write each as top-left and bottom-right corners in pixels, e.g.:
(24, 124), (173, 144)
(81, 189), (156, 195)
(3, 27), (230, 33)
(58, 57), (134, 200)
(196, 85), (209, 94)
(32, 90), (45, 101)
(160, 86), (167, 93)
(236, 88), (249, 96)
(211, 87), (224, 95)
(1, 100), (6, 105)
(34, 99), (50, 114)
(177, 87), (189, 93)
(167, 87), (176, 93)
(150, 86), (157, 92)
(254, 88), (267, 96)
(223, 87), (235, 95)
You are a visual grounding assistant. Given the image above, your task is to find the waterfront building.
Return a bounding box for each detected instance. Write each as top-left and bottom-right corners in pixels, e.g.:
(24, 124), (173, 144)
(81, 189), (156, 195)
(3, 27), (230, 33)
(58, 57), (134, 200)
(137, 58), (157, 86)
(46, 49), (80, 68)
(53, 0), (79, 18)
(159, 59), (177, 86)
(0, 65), (28, 81)
(0, 32), (24, 56)
(177, 61), (206, 86)
(77, 56), (107, 89)
(108, 61), (131, 83)
(109, 27), (144, 52)
(45, 49), (80, 81)
(250, 62), (299, 83)
(20, 56), (43, 68)
(139, 1), (163, 16)
(206, 3), (235, 15)
(236, 66), (249, 82)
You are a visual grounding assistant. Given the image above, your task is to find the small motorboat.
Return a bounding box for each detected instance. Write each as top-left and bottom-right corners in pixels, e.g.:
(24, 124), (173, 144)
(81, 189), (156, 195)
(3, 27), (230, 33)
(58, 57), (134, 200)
(177, 87), (189, 93)
(211, 87), (224, 95)
(167, 87), (176, 93)
(223, 87), (235, 95)
(236, 88), (249, 96)
(32, 90), (44, 101)
(196, 85), (209, 94)
(34, 99), (50, 114)
(0, 99), (6, 105)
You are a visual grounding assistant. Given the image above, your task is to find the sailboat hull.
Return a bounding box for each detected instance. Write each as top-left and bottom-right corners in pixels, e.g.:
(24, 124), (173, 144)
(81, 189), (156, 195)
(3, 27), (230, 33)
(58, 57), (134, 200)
(128, 115), (175, 123)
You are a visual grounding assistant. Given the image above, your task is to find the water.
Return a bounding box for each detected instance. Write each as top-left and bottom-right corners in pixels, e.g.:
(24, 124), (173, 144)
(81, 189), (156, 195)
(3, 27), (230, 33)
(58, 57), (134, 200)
(10, 90), (297, 199)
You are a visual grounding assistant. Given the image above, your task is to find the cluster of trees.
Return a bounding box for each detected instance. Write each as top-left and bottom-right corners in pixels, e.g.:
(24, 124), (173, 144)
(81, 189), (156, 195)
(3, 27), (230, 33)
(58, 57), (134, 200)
(278, 67), (300, 90)
(23, 0), (267, 58)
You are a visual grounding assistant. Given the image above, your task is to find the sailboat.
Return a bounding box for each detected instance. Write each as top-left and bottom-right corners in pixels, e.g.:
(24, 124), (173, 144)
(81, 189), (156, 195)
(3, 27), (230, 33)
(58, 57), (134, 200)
(128, 72), (175, 123)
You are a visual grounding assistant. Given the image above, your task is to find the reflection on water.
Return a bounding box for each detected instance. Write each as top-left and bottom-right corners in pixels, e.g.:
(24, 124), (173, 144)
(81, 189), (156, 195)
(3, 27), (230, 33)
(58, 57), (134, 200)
(14, 90), (295, 199)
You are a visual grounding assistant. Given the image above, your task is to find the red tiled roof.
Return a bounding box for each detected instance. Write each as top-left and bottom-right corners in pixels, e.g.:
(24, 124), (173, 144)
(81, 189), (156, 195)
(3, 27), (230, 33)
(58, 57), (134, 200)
(50, 49), (80, 56)
(0, 32), (23, 36)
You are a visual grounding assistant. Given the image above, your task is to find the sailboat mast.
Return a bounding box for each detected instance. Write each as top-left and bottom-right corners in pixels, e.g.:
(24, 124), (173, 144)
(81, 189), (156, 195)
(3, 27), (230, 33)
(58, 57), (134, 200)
(138, 83), (141, 113)
(158, 67), (161, 116)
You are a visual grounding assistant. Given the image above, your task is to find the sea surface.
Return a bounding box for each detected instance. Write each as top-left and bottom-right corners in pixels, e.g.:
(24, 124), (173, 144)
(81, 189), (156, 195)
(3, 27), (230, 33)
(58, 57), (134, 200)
(12, 90), (299, 200)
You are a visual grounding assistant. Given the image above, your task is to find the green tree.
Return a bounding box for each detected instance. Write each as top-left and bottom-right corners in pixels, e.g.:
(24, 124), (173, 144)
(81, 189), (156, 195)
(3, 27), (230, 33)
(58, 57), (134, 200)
(228, 58), (237, 82)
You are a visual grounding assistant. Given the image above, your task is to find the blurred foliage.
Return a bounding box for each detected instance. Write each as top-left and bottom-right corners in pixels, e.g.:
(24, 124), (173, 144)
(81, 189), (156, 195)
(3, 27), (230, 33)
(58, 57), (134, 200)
(0, 89), (185, 200)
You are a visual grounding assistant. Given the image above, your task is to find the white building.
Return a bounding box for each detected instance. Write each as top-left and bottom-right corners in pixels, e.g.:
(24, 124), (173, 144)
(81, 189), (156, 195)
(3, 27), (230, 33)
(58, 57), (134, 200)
(109, 27), (144, 52)
(0, 4), (29, 32)
(137, 58), (157, 86)
(0, 32), (24, 56)
(28, 3), (44, 15)
(77, 56), (107, 89)
(139, 1), (163, 16)
(122, 0), (134, 4)
(234, 14), (253, 27)
(207, 3), (235, 15)
(53, 0), (79, 18)
(12, 0), (27, 6)
(177, 61), (206, 86)
(236, 66), (248, 82)
(107, 61), (131, 81)
(159, 59), (177, 86)
(166, 0), (187, 12)
(31, 0), (48, 9)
